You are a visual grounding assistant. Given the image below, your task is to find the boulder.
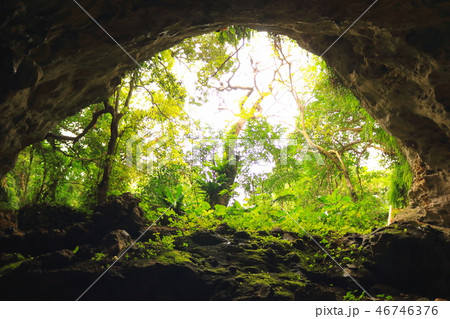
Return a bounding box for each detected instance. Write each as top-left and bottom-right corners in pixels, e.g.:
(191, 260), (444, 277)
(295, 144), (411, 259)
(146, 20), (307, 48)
(39, 249), (74, 270)
(92, 193), (147, 237)
(215, 223), (235, 235)
(233, 231), (252, 240)
(191, 230), (227, 246)
(101, 230), (132, 255)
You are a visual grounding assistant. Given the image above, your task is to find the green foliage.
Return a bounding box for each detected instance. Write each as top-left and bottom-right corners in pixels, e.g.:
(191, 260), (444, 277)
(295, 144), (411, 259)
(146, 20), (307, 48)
(156, 185), (185, 215)
(313, 188), (387, 232)
(4, 31), (411, 238)
(0, 174), (20, 209)
(91, 252), (106, 261)
(140, 165), (186, 214)
(216, 26), (254, 46)
(125, 234), (189, 263)
(0, 255), (31, 277)
(344, 290), (366, 301)
(388, 156), (412, 208)
(197, 159), (237, 207)
(376, 294), (394, 301)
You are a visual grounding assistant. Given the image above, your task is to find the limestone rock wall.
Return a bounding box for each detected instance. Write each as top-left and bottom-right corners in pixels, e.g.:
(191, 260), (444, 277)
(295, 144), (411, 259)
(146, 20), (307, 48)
(1, 0), (449, 225)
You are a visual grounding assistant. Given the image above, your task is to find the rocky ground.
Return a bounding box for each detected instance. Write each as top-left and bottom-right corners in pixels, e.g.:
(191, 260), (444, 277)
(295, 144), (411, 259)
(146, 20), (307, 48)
(0, 194), (449, 301)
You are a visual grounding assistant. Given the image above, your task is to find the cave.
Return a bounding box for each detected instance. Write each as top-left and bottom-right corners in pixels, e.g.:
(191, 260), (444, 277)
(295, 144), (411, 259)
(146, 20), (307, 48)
(0, 0), (449, 300)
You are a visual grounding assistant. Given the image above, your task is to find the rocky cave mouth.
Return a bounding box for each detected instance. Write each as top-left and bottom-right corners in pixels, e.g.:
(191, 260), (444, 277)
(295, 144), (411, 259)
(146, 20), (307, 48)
(0, 0), (449, 301)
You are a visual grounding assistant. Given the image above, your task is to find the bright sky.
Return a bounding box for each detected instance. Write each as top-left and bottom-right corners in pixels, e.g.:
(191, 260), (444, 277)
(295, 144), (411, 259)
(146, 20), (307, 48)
(177, 32), (309, 134)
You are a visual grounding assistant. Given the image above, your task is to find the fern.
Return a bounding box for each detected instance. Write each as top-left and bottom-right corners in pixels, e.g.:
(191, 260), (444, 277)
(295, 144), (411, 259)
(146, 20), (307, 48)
(388, 157), (412, 208)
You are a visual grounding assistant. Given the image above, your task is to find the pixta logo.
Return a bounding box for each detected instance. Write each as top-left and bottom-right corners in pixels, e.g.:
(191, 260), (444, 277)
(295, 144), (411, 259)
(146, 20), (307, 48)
(125, 136), (324, 173)
(125, 135), (172, 173)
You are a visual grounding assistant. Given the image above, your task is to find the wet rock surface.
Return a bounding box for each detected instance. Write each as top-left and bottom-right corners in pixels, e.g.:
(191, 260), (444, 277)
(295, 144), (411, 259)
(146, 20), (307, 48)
(190, 230), (227, 246)
(0, 0), (449, 226)
(101, 230), (132, 256)
(92, 193), (147, 237)
(0, 196), (449, 300)
(18, 204), (88, 232)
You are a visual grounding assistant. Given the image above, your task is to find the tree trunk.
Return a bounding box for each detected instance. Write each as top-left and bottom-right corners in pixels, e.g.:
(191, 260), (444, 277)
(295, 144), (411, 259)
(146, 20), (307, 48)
(97, 73), (136, 205)
(214, 99), (262, 207)
(298, 105), (359, 202)
(97, 104), (121, 205)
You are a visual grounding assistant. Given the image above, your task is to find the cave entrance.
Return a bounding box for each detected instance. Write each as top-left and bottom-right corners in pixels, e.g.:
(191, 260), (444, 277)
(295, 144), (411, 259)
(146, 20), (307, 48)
(2, 29), (411, 235)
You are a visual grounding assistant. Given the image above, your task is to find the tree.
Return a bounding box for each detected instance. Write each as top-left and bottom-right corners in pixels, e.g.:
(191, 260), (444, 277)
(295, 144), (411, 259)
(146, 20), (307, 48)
(97, 71), (138, 204)
(9, 48), (190, 208)
(268, 35), (400, 203)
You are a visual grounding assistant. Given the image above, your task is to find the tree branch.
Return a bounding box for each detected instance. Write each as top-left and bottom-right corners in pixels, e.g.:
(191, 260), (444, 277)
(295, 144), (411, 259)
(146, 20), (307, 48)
(46, 104), (113, 143)
(209, 38), (246, 80)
